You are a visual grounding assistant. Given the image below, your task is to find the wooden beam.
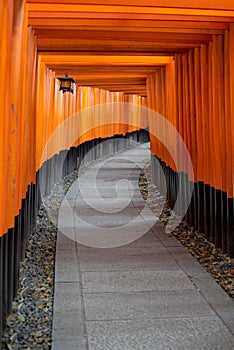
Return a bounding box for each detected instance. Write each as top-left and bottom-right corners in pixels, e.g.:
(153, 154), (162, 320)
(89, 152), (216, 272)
(40, 55), (171, 65)
(50, 66), (161, 74)
(73, 78), (146, 85)
(36, 38), (202, 51)
(32, 24), (225, 35)
(28, 11), (234, 23)
(38, 50), (186, 56)
(29, 19), (229, 31)
(25, 0), (234, 12)
(74, 85), (147, 91)
(34, 29), (213, 42)
(71, 73), (148, 78)
(27, 4), (234, 18)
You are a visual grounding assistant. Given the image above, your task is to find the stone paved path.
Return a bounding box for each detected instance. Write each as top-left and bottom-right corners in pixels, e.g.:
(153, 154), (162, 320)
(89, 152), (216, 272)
(52, 145), (234, 350)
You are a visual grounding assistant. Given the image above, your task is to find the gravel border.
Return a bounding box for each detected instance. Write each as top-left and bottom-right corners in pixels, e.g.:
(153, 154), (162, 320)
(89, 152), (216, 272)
(2, 171), (78, 350)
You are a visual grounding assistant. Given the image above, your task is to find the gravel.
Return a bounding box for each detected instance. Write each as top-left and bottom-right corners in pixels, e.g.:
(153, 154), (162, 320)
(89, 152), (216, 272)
(2, 171), (78, 350)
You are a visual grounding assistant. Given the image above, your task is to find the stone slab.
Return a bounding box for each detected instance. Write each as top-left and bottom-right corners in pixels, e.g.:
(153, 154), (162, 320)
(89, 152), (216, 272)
(79, 251), (178, 272)
(56, 231), (77, 250)
(53, 282), (82, 312)
(52, 340), (85, 350)
(86, 317), (234, 350)
(55, 249), (80, 282)
(82, 270), (195, 293)
(83, 290), (215, 320)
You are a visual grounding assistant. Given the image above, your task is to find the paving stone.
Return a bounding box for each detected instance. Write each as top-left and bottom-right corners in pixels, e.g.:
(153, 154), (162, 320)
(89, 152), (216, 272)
(53, 282), (82, 312)
(74, 213), (142, 228)
(82, 270), (195, 293)
(72, 217), (156, 249)
(191, 274), (229, 291)
(57, 227), (76, 242)
(53, 311), (84, 341)
(56, 231), (77, 250)
(55, 249), (80, 282)
(73, 206), (144, 217)
(53, 311), (83, 329)
(79, 251), (178, 272)
(52, 340), (85, 350)
(77, 241), (164, 256)
(83, 290), (215, 320)
(58, 208), (74, 228)
(167, 246), (205, 270)
(86, 316), (234, 350)
(159, 237), (183, 247)
(60, 194), (77, 209)
(77, 231), (160, 252)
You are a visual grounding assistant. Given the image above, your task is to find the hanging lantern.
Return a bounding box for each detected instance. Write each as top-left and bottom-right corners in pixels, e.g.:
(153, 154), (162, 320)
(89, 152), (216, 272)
(57, 74), (76, 94)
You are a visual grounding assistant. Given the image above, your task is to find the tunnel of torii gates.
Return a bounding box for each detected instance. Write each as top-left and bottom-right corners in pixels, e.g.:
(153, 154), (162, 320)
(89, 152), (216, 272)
(1, 0), (234, 337)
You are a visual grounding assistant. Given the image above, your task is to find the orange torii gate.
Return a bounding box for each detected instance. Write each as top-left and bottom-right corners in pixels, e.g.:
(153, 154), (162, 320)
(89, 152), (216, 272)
(1, 0), (234, 341)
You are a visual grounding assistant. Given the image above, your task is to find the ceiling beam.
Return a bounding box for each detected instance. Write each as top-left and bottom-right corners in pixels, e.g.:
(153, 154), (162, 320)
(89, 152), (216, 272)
(73, 78), (146, 85)
(53, 67), (161, 74)
(28, 11), (234, 23)
(37, 38), (203, 52)
(40, 55), (171, 65)
(29, 19), (229, 31)
(27, 3), (234, 18)
(35, 29), (213, 41)
(26, 0), (234, 12)
(70, 73), (148, 78)
(40, 50), (186, 55)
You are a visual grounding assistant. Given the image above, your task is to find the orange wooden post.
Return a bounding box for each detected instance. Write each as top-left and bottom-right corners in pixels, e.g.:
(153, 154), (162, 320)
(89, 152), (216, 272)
(217, 34), (227, 252)
(211, 35), (222, 247)
(187, 49), (197, 227)
(206, 40), (215, 242)
(0, 0), (13, 238)
(0, 3), (12, 336)
(194, 46), (203, 231)
(222, 30), (230, 253)
(199, 44), (210, 235)
(182, 52), (191, 221)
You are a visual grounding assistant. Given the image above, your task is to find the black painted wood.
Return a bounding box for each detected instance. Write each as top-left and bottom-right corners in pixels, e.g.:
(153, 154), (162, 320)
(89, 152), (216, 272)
(151, 154), (234, 257)
(0, 236), (3, 346)
(214, 189), (222, 249)
(227, 198), (234, 257)
(204, 184), (210, 238)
